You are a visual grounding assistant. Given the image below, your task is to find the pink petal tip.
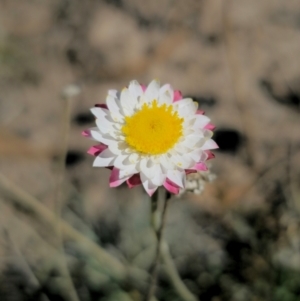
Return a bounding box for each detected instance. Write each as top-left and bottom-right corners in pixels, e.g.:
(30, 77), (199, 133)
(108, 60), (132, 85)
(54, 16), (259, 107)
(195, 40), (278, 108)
(82, 130), (91, 137)
(141, 84), (147, 92)
(204, 123), (216, 131)
(173, 90), (183, 102)
(163, 178), (181, 194)
(192, 162), (208, 171)
(109, 168), (127, 187)
(87, 144), (107, 156)
(95, 104), (108, 109)
(185, 169), (197, 175)
(127, 174), (142, 188)
(205, 150), (215, 160)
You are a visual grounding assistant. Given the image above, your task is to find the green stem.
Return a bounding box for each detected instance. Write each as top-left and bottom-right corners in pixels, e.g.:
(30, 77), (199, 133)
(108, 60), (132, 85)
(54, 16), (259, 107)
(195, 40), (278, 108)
(161, 241), (198, 301)
(146, 188), (198, 301)
(145, 188), (169, 301)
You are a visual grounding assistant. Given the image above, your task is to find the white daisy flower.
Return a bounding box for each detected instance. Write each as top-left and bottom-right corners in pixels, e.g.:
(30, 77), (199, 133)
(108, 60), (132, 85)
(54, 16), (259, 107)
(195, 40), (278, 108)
(83, 79), (218, 196)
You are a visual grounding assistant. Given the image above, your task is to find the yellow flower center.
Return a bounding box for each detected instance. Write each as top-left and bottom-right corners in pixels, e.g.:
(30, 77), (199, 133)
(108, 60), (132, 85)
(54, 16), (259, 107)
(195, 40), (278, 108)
(121, 100), (183, 155)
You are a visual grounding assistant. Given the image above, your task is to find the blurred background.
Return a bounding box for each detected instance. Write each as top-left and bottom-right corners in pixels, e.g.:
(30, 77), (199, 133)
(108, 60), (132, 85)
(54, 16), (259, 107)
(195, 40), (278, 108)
(0, 0), (300, 300)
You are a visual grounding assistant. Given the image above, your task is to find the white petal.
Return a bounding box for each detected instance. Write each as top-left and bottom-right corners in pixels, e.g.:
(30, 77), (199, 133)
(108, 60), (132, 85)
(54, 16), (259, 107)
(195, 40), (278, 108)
(159, 83), (173, 96)
(128, 153), (140, 164)
(139, 157), (156, 178)
(167, 170), (186, 188)
(84, 127), (98, 141)
(119, 165), (138, 178)
(172, 98), (193, 109)
(114, 155), (133, 169)
(202, 139), (218, 150)
(128, 80), (143, 99)
(106, 95), (120, 111)
(183, 117), (194, 128)
(159, 154), (176, 170)
(192, 115), (210, 128)
(120, 87), (137, 115)
(170, 154), (195, 169)
(113, 155), (128, 169)
(203, 129), (213, 139)
(173, 143), (191, 154)
(151, 172), (166, 186)
(182, 134), (205, 148)
(159, 84), (173, 105)
(144, 79), (160, 103)
(90, 128), (116, 145)
(199, 151), (209, 162)
(106, 95), (124, 121)
(109, 168), (131, 187)
(108, 89), (118, 98)
(194, 137), (208, 148)
(90, 107), (109, 119)
(93, 149), (115, 167)
(95, 114), (115, 130)
(139, 96), (155, 109)
(140, 172), (159, 196)
(112, 129), (125, 140)
(177, 100), (198, 117)
(150, 163), (165, 185)
(146, 164), (167, 186)
(98, 126), (124, 140)
(97, 125), (111, 135)
(89, 128), (106, 143)
(187, 149), (205, 162)
(108, 141), (127, 155)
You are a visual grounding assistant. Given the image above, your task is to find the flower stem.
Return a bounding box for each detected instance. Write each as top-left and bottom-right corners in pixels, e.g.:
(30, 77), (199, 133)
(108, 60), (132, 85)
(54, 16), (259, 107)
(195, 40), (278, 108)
(146, 189), (198, 301)
(161, 241), (198, 301)
(146, 188), (169, 301)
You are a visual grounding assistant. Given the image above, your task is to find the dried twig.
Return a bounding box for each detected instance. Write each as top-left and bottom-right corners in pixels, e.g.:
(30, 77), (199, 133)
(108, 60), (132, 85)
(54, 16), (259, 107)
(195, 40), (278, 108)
(52, 92), (80, 301)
